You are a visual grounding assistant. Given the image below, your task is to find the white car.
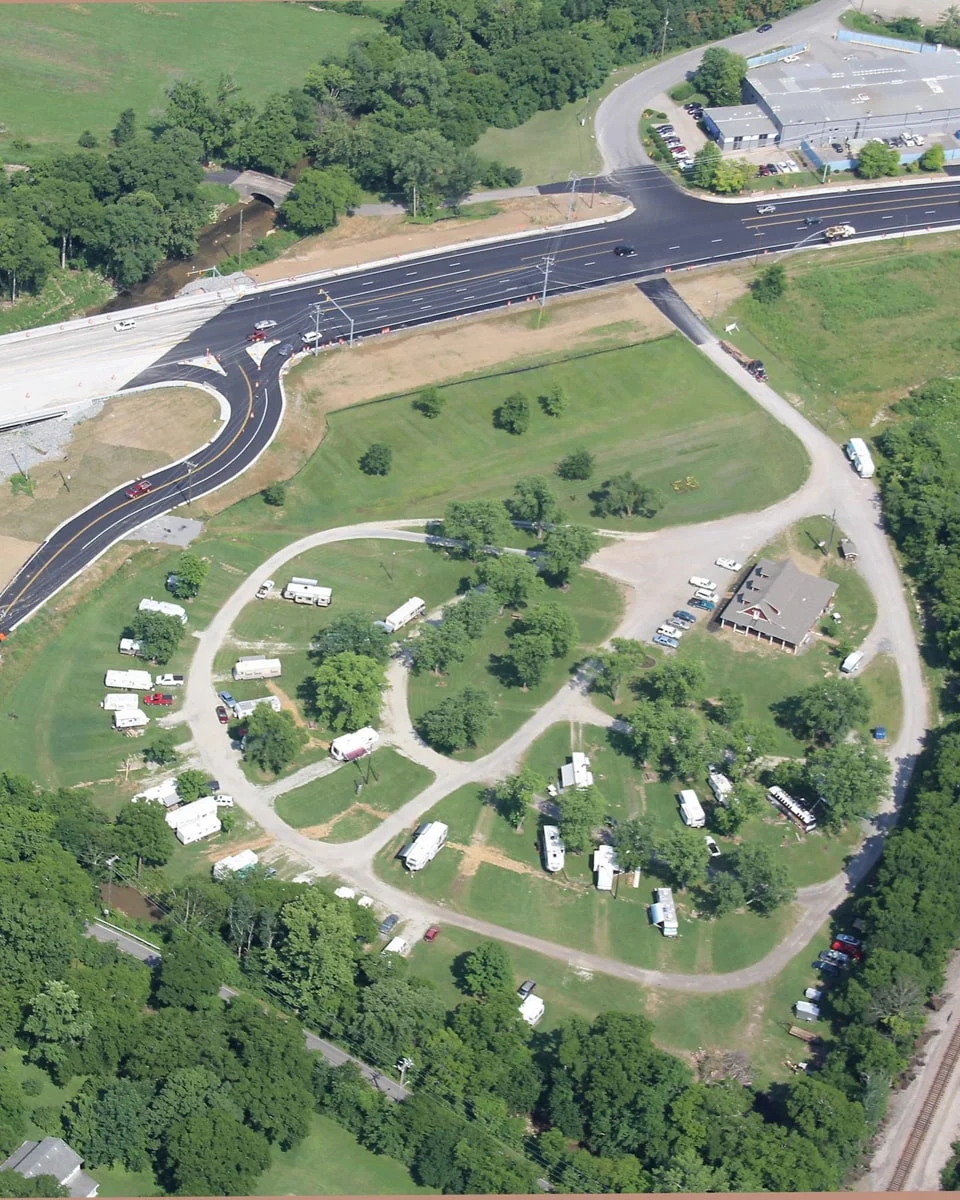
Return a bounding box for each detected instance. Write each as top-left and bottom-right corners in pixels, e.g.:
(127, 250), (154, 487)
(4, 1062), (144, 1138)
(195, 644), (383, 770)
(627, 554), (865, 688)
(715, 558), (743, 572)
(214, 794), (235, 808)
(254, 319), (278, 330)
(689, 576), (717, 590)
(756, 204), (776, 214)
(256, 579), (275, 599)
(114, 319), (136, 332)
(694, 588), (720, 603)
(705, 836), (721, 858)
(657, 623), (684, 639)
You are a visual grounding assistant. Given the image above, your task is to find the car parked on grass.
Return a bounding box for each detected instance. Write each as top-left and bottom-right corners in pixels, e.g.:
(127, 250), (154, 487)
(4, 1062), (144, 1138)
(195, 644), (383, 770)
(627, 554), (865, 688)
(832, 938), (863, 959)
(715, 558), (743, 572)
(379, 914), (400, 936)
(689, 576), (717, 590)
(125, 479), (152, 500)
(673, 610), (697, 626)
(423, 925), (440, 942)
(813, 959), (841, 976)
(256, 579), (275, 599)
(756, 204), (776, 214)
(216, 705), (230, 725)
(156, 674), (184, 687)
(653, 633), (680, 649)
(517, 979), (537, 999)
(218, 691), (236, 707)
(254, 319), (277, 330)
(689, 597), (715, 612)
(834, 932), (862, 949)
(143, 693), (174, 706)
(705, 836), (721, 858)
(819, 948), (852, 966)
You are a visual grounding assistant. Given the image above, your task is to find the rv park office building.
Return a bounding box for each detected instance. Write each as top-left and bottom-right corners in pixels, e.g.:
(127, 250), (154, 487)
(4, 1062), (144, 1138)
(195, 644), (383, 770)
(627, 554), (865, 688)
(703, 32), (960, 155)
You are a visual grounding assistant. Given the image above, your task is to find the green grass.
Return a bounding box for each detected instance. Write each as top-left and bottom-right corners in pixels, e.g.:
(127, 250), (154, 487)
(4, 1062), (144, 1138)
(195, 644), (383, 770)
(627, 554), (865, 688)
(95, 1166), (162, 1198)
(276, 749), (434, 833)
(407, 567), (624, 759)
(0, 269), (112, 335)
(254, 1113), (432, 1196)
(163, 809), (265, 886)
(223, 336), (808, 540)
(198, 181), (240, 208)
(716, 241), (960, 436)
(0, 5), (383, 158)
(0, 1048), (86, 1137)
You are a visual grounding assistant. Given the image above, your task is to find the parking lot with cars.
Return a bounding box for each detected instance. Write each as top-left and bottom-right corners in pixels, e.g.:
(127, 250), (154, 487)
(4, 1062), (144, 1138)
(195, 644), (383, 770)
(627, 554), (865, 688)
(650, 558), (747, 647)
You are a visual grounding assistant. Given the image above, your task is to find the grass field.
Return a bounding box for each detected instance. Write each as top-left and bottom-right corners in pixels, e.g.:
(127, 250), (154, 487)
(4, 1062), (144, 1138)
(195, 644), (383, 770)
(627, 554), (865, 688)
(407, 567), (625, 759)
(0, 269), (112, 335)
(0, 4), (382, 158)
(215, 336), (807, 544)
(715, 240), (960, 436)
(254, 1113), (431, 1196)
(276, 749), (434, 837)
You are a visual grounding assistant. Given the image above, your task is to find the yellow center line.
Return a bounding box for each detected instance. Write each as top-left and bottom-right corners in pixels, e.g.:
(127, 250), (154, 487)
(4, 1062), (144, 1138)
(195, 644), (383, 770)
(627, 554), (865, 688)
(4, 364), (256, 615)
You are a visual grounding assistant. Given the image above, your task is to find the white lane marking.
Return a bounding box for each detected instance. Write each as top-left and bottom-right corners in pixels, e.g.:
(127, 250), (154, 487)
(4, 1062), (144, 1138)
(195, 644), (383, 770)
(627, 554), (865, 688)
(711, 238), (722, 243)
(882, 215), (894, 220)
(669, 245), (680, 250)
(925, 209), (937, 214)
(406, 271), (417, 276)
(369, 307), (379, 312)
(584, 260), (596, 265)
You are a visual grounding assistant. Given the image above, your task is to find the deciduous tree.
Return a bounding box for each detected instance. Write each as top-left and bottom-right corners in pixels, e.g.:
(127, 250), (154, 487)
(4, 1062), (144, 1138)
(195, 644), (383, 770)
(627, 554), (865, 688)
(243, 706), (308, 774)
(557, 784), (601, 853)
(311, 651), (385, 731)
(541, 524), (600, 584)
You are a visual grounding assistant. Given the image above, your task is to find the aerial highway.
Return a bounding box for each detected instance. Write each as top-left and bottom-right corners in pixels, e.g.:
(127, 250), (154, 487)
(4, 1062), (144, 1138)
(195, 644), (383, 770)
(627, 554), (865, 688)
(2, 171), (960, 632)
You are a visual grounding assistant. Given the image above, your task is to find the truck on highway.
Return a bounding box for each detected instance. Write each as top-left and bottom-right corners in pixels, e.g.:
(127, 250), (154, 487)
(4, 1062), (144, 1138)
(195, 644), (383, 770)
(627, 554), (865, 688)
(825, 224), (855, 241)
(232, 656), (281, 681)
(282, 577), (333, 606)
(105, 668), (153, 691)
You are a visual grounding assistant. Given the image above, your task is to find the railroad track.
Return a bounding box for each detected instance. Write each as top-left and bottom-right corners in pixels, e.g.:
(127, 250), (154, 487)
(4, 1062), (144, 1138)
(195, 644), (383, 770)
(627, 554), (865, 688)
(888, 1017), (960, 1190)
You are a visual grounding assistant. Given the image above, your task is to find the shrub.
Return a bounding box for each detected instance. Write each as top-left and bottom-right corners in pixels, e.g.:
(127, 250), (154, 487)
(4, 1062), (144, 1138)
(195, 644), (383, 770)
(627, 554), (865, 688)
(413, 387), (445, 418)
(360, 443), (392, 475)
(262, 482), (286, 506)
(557, 449), (594, 480)
(77, 130), (98, 148)
(494, 393), (530, 435)
(670, 81), (697, 102)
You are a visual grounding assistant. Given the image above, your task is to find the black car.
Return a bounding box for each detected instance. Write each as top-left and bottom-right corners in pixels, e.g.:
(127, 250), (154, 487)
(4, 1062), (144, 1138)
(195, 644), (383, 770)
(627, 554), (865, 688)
(757, 22), (773, 31)
(813, 959), (841, 977)
(379, 914), (400, 936)
(803, 215), (823, 226)
(517, 979), (537, 999)
(614, 244), (637, 257)
(831, 142), (845, 153)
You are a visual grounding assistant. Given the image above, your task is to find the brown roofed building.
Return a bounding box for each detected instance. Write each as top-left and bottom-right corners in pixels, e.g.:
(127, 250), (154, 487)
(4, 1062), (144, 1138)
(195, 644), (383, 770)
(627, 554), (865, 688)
(717, 558), (838, 654)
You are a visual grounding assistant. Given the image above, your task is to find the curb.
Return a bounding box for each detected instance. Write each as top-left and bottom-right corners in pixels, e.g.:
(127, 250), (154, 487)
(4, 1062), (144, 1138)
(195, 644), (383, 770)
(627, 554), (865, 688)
(692, 171), (959, 204)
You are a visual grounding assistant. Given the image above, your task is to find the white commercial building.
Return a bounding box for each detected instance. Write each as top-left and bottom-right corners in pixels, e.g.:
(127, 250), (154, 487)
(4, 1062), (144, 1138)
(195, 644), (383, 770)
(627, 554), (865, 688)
(402, 821), (448, 871)
(559, 752), (593, 791)
(232, 656), (282, 680)
(541, 825), (566, 873)
(381, 597), (426, 633)
(330, 727), (379, 762)
(212, 848), (259, 880)
(138, 597), (188, 624)
(678, 789), (706, 828)
(650, 887), (679, 937)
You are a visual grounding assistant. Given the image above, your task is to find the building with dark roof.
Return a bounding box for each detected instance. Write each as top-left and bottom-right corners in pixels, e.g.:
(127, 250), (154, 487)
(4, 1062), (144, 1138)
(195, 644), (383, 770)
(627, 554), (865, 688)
(0, 1138), (98, 1197)
(717, 558), (838, 653)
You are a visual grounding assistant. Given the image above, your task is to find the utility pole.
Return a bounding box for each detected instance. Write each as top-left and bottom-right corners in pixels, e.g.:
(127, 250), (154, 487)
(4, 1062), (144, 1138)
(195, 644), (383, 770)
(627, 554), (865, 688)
(185, 459), (198, 505)
(317, 288), (355, 347)
(659, 9), (670, 58)
(536, 255), (555, 329)
(396, 1057), (414, 1087)
(238, 206), (244, 271)
(10, 449), (27, 480)
(309, 302), (323, 356)
(826, 508), (838, 557)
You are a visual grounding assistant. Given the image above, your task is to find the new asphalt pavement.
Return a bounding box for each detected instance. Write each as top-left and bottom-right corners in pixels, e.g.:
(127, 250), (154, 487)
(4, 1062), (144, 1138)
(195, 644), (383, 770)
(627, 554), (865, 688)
(2, 170), (960, 631)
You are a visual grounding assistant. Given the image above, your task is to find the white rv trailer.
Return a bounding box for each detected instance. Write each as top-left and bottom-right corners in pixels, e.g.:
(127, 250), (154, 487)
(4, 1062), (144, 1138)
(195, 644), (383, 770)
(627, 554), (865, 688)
(403, 821), (448, 871)
(382, 597), (426, 633)
(678, 789), (706, 828)
(282, 577), (333, 606)
(138, 597), (188, 624)
(232, 656), (282, 681)
(330, 727), (380, 763)
(213, 849), (259, 880)
(113, 709), (149, 731)
(541, 825), (566, 873)
(102, 693), (139, 711)
(105, 669), (153, 691)
(232, 695), (282, 719)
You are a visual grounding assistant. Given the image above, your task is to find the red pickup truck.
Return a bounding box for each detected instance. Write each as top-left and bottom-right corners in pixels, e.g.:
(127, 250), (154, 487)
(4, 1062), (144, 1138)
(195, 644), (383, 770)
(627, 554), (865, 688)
(143, 693), (174, 706)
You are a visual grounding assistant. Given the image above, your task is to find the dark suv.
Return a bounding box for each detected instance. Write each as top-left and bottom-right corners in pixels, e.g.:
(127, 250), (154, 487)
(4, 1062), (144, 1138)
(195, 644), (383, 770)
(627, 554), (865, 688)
(614, 244), (636, 257)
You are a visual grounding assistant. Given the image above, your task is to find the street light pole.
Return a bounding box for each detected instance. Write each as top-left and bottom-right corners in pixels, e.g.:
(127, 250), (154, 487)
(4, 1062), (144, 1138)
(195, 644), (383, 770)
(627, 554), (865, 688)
(317, 288), (355, 347)
(537, 255), (555, 329)
(567, 172), (581, 221)
(309, 302), (323, 356)
(185, 459), (198, 505)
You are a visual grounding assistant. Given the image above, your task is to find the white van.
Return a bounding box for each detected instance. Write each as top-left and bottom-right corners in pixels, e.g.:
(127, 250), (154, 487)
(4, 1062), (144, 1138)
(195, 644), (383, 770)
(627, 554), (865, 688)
(840, 650), (864, 674)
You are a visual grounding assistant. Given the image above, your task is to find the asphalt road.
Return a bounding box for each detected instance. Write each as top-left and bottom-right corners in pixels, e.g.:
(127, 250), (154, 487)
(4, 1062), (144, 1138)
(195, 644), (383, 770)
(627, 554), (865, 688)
(3, 133), (960, 629)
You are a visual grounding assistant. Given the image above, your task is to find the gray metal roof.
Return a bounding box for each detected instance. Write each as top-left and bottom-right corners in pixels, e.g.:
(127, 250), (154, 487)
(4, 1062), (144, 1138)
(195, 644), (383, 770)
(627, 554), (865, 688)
(704, 105), (781, 138)
(719, 558), (838, 647)
(0, 1138), (89, 1188)
(749, 38), (960, 127)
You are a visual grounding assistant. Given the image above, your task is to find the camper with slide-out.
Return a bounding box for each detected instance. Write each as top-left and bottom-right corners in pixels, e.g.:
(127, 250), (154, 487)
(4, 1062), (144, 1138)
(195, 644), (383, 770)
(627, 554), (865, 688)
(105, 669), (153, 691)
(113, 709), (149, 731)
(102, 694), (138, 712)
(282, 577), (333, 606)
(402, 821), (448, 871)
(330, 727), (379, 762)
(232, 656), (282, 681)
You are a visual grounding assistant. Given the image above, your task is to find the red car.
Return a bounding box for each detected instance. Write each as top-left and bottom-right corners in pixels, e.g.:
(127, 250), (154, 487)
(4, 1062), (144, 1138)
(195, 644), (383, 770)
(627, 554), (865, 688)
(247, 330), (266, 343)
(832, 938), (863, 960)
(125, 479), (152, 500)
(423, 925), (440, 943)
(144, 693), (174, 706)
(216, 705), (230, 725)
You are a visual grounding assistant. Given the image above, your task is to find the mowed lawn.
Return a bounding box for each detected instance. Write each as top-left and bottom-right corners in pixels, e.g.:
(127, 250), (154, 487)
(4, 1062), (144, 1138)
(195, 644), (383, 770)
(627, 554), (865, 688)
(717, 240), (960, 436)
(276, 748), (433, 835)
(219, 335), (808, 542)
(406, 568), (625, 759)
(0, 4), (382, 157)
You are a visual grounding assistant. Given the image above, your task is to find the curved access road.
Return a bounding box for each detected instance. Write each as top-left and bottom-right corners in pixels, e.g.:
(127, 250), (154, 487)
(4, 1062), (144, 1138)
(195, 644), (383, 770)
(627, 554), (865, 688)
(180, 296), (926, 991)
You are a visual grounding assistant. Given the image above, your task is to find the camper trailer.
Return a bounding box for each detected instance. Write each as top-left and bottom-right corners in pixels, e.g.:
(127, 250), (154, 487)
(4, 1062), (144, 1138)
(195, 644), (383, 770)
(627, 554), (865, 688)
(282, 578), (333, 606)
(330, 727), (379, 763)
(678, 789), (706, 828)
(402, 821), (448, 871)
(650, 887), (679, 937)
(541, 825), (566, 873)
(105, 669), (153, 691)
(138, 597), (188, 624)
(232, 656), (282, 681)
(381, 597), (426, 634)
(213, 849), (259, 881)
